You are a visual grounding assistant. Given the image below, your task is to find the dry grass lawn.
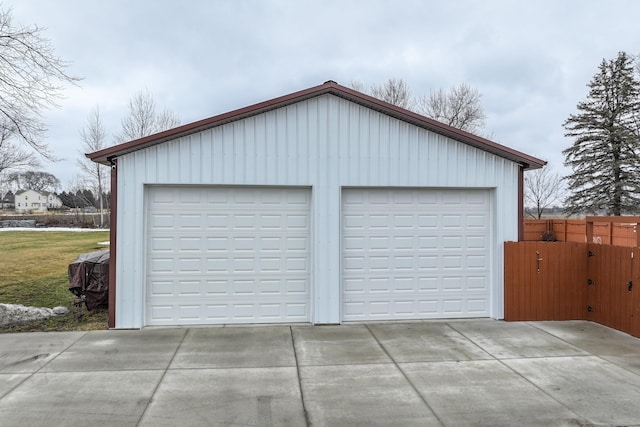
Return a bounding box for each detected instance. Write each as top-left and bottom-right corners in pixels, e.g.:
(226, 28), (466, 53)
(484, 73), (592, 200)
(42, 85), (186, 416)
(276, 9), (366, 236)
(0, 231), (110, 332)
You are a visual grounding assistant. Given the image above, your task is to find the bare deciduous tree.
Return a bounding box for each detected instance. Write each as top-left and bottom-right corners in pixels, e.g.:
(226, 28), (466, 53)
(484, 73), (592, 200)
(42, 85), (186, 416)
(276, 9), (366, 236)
(349, 80), (366, 93)
(0, 122), (40, 175)
(351, 79), (487, 134)
(351, 78), (413, 109)
(78, 107), (109, 227)
(415, 83), (487, 134)
(0, 6), (80, 159)
(116, 89), (181, 143)
(369, 78), (413, 109)
(8, 170), (60, 192)
(525, 167), (563, 219)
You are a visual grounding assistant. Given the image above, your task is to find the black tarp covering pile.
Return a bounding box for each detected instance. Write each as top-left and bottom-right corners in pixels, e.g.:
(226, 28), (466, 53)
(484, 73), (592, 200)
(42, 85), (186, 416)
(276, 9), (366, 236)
(68, 250), (109, 310)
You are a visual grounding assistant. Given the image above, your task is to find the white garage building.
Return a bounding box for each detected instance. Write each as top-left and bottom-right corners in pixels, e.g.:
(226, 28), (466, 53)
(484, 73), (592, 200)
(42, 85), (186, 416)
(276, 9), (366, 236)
(89, 81), (544, 329)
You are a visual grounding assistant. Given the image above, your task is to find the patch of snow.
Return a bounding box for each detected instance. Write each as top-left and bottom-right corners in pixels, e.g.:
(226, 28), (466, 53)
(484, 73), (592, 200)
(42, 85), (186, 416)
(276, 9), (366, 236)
(0, 227), (109, 232)
(97, 241), (110, 245)
(53, 306), (70, 315)
(0, 303), (63, 327)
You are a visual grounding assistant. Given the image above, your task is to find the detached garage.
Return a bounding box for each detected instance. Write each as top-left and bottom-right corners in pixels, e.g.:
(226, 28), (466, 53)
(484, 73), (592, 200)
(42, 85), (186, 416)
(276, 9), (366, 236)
(89, 81), (544, 329)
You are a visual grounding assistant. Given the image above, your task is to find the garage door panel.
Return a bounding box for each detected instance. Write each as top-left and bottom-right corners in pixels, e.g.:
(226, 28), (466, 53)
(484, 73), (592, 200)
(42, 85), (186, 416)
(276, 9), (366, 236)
(206, 214), (229, 230)
(467, 276), (488, 290)
(150, 281), (173, 296)
(419, 277), (439, 291)
(419, 300), (439, 313)
(150, 214), (174, 229)
(179, 214), (202, 229)
(177, 280), (201, 295)
(419, 256), (438, 269)
(149, 305), (174, 321)
(418, 214), (438, 228)
(284, 237), (307, 251)
(146, 186), (310, 326)
(468, 299), (488, 312)
(442, 214), (463, 228)
(285, 214), (309, 228)
(343, 214), (366, 230)
(394, 277), (414, 292)
(442, 236), (462, 248)
(178, 190), (201, 204)
(176, 258), (201, 272)
(467, 235), (487, 249)
(467, 214), (488, 228)
(343, 255), (365, 272)
(442, 255), (462, 269)
(150, 237), (174, 251)
(150, 258), (174, 272)
(467, 255), (488, 269)
(443, 299), (463, 313)
(343, 277), (365, 293)
(370, 256), (390, 269)
(466, 191), (488, 205)
(177, 237), (201, 251)
(342, 188), (491, 321)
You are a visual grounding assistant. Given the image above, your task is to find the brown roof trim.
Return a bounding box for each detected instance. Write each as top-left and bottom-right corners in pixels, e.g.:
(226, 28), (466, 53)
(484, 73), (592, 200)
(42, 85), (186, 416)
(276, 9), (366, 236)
(87, 81), (546, 170)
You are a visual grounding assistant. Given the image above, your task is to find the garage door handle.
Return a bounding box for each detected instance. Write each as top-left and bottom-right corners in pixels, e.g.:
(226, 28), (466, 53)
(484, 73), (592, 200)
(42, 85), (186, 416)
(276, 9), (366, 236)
(536, 251), (543, 273)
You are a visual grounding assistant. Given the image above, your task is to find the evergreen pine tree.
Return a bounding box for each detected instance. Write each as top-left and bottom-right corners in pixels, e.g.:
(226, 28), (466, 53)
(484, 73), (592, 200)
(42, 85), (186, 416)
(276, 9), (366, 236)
(58, 191), (70, 208)
(563, 51), (640, 215)
(81, 189), (97, 208)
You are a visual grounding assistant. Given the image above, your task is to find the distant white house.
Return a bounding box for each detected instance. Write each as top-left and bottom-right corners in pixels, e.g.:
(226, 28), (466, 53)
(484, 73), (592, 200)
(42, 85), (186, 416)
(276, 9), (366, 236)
(14, 189), (63, 213)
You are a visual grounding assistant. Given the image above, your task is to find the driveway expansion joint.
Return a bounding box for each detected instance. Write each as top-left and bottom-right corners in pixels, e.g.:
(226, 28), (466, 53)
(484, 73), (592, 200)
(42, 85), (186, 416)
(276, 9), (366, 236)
(135, 327), (189, 426)
(365, 324), (445, 427)
(290, 325), (311, 427)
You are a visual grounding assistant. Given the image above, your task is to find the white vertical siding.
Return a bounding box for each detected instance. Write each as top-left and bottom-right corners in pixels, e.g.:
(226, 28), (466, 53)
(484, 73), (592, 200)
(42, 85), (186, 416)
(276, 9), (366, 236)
(115, 94), (519, 328)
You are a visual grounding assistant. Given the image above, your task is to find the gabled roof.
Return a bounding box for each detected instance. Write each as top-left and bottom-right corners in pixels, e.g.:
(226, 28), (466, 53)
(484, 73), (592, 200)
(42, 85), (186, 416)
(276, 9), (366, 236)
(14, 189), (57, 197)
(87, 81), (546, 170)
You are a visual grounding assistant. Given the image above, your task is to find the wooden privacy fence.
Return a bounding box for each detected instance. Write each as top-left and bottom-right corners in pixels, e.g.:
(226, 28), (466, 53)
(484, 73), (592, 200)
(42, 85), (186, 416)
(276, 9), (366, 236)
(524, 217), (639, 247)
(505, 241), (640, 338)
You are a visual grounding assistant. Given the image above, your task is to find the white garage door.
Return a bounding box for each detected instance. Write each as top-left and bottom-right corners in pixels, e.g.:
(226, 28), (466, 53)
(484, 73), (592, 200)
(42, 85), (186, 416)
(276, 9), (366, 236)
(342, 188), (491, 321)
(145, 186), (310, 326)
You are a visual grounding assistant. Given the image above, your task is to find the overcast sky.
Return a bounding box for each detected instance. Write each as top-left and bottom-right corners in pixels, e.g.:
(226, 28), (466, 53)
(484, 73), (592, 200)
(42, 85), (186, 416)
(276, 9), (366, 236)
(9, 0), (640, 189)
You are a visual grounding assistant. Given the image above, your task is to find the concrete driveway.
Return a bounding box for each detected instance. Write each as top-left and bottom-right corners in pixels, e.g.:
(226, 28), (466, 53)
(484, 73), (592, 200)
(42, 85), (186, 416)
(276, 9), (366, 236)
(1, 320), (640, 426)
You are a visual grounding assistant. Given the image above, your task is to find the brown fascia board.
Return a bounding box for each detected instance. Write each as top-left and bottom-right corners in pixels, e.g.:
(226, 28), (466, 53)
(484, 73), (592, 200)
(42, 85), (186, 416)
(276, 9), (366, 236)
(87, 81), (546, 170)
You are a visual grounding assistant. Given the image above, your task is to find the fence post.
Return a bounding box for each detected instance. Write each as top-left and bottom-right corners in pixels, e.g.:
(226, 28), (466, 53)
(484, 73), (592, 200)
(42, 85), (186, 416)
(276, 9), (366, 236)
(586, 219), (594, 244)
